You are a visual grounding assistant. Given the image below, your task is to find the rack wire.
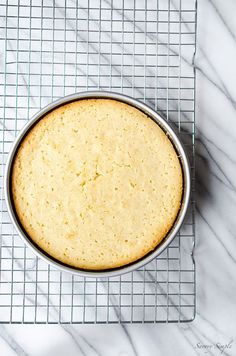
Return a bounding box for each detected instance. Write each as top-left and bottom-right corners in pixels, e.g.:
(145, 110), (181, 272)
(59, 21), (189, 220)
(0, 0), (196, 323)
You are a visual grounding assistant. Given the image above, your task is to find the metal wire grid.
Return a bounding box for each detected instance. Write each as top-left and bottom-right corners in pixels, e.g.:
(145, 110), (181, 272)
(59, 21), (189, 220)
(0, 0), (196, 323)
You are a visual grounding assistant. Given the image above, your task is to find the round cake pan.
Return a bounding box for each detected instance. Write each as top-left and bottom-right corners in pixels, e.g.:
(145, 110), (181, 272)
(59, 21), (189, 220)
(4, 91), (191, 278)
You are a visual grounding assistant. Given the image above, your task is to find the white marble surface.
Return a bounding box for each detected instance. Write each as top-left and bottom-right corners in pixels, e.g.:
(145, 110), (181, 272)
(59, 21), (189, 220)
(0, 0), (236, 354)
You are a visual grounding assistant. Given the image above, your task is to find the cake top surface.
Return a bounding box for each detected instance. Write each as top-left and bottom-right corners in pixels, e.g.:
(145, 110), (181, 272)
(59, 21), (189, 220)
(12, 98), (182, 270)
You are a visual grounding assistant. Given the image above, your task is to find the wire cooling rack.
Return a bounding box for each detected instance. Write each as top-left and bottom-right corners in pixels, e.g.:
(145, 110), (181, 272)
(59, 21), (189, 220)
(0, 0), (196, 323)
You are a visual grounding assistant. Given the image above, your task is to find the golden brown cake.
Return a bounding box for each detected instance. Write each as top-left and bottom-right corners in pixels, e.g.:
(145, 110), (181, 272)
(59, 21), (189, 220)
(11, 99), (183, 270)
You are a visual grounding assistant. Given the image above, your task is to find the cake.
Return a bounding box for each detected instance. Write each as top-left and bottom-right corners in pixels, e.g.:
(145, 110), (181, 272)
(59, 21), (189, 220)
(11, 99), (183, 270)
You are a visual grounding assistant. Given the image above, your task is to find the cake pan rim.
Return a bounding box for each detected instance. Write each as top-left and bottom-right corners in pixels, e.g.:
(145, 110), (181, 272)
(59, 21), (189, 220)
(4, 91), (191, 278)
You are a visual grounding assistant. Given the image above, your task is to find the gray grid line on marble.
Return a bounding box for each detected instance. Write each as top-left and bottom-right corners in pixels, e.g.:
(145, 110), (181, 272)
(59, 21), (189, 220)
(0, 0), (196, 323)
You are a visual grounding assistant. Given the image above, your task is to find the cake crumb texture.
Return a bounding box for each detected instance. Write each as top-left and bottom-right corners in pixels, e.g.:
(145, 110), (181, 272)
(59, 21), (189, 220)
(12, 99), (183, 270)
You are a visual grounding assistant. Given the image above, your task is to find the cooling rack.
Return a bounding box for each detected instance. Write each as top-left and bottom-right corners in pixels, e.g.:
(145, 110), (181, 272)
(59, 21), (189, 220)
(0, 0), (196, 323)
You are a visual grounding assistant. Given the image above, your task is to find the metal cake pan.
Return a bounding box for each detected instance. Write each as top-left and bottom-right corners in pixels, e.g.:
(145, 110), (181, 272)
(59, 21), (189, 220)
(4, 91), (191, 278)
